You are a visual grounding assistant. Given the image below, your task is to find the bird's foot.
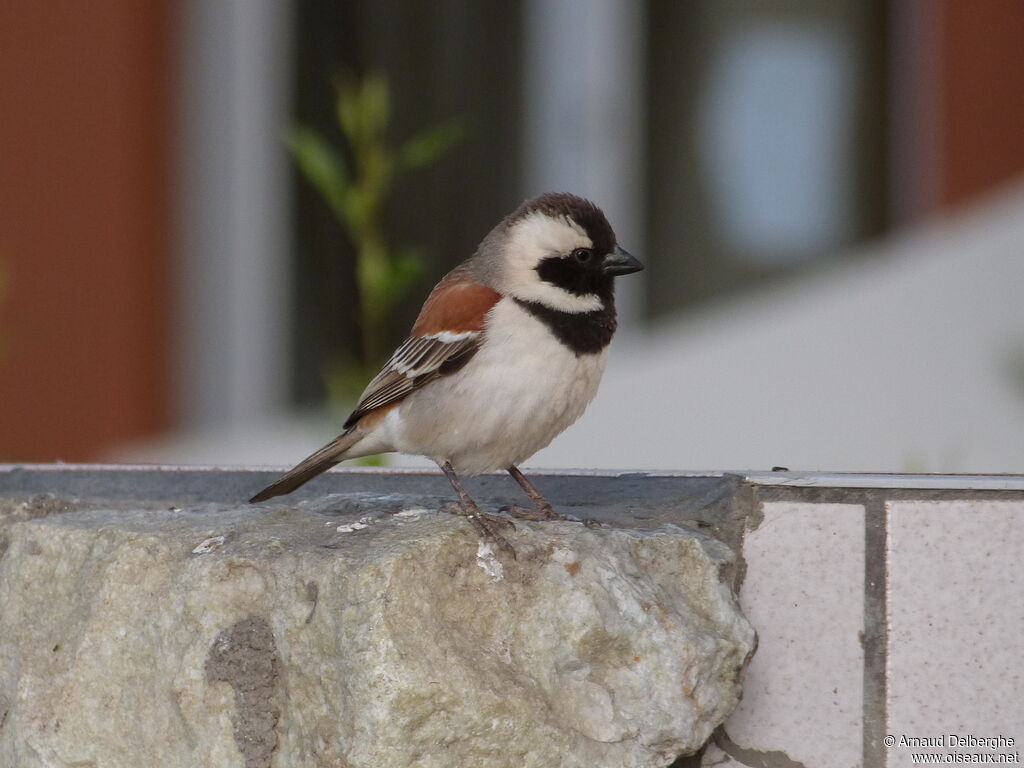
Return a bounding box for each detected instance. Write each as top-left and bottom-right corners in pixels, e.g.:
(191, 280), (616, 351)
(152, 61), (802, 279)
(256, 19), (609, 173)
(500, 503), (566, 522)
(468, 512), (517, 558)
(502, 504), (604, 528)
(444, 503), (516, 557)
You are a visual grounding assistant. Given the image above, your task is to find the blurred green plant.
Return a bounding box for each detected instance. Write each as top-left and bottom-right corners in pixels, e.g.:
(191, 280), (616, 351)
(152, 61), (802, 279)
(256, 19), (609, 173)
(288, 72), (468, 387)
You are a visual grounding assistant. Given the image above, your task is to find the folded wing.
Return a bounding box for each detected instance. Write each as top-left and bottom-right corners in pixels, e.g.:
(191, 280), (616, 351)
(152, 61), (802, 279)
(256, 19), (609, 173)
(343, 331), (482, 428)
(248, 273), (500, 503)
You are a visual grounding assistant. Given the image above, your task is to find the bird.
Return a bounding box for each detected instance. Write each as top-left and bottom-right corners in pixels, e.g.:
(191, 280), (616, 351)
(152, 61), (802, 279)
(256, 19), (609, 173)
(249, 192), (643, 554)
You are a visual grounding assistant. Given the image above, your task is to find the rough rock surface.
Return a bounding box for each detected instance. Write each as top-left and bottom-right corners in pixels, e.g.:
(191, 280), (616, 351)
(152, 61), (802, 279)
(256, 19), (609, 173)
(0, 493), (755, 768)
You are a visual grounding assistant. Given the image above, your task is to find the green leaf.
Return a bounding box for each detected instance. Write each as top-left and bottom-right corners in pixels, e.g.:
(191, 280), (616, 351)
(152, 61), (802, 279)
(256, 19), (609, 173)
(286, 126), (350, 222)
(399, 116), (469, 170)
(360, 73), (391, 139)
(336, 73), (391, 148)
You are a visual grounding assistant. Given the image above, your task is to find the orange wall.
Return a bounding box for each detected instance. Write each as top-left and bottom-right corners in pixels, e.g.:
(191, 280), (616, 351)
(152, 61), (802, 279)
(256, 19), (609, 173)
(938, 0), (1024, 207)
(0, 2), (172, 461)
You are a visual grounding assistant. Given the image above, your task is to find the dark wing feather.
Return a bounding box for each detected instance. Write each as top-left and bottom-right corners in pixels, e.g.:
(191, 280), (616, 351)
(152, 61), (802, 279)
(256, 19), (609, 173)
(250, 335), (481, 503)
(249, 272), (499, 504)
(342, 332), (482, 429)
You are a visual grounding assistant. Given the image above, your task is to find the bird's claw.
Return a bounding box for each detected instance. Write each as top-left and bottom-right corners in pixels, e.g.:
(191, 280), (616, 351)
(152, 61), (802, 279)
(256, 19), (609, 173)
(500, 504), (566, 522)
(467, 512), (517, 558)
(444, 503), (516, 557)
(481, 510), (517, 531)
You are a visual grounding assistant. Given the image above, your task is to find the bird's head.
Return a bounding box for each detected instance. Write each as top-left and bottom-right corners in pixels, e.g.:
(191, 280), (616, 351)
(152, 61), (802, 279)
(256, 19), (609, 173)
(483, 192), (643, 313)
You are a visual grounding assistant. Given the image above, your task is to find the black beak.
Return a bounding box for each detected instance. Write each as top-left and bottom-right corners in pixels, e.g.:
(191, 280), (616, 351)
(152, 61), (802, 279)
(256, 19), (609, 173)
(602, 245), (644, 276)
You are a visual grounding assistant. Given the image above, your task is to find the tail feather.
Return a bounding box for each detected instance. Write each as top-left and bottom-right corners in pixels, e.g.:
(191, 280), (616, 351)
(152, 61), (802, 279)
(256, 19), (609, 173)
(249, 430), (362, 503)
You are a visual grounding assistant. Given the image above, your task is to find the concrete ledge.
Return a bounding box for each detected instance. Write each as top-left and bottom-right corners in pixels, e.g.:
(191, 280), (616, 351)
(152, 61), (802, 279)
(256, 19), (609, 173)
(0, 464), (744, 527)
(0, 466), (754, 768)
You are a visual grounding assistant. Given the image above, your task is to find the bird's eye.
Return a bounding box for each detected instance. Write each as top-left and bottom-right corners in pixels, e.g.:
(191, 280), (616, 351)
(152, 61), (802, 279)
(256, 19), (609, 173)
(572, 248), (593, 263)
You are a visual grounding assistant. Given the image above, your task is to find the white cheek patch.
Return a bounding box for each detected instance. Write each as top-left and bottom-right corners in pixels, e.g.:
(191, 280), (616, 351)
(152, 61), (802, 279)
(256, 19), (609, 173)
(507, 212), (591, 272)
(502, 212), (603, 314)
(514, 283), (604, 313)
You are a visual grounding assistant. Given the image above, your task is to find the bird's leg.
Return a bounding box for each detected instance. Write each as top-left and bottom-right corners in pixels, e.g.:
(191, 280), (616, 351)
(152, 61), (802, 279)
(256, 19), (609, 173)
(503, 465), (567, 521)
(437, 461), (516, 556)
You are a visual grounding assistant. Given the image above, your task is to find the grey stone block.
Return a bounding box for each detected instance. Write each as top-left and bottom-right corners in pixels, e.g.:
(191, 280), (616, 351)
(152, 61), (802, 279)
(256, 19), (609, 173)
(0, 488), (754, 768)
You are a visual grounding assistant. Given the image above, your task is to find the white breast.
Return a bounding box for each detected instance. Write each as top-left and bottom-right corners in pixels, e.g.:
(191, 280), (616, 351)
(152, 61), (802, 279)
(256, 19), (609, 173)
(391, 298), (609, 474)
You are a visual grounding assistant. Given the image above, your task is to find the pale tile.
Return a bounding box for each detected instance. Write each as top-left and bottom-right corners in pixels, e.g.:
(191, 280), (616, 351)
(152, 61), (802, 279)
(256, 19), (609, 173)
(724, 502), (865, 768)
(886, 500), (1024, 767)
